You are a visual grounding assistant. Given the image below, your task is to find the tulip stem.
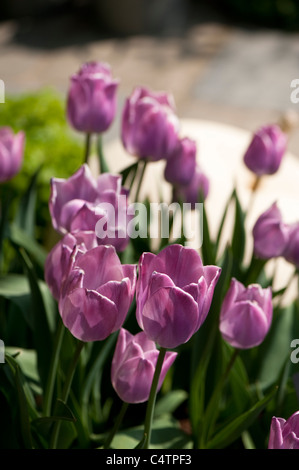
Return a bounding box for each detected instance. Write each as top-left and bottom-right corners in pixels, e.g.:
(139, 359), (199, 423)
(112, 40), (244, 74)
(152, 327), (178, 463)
(134, 160), (148, 202)
(141, 347), (167, 449)
(49, 339), (85, 449)
(84, 132), (91, 164)
(103, 401), (129, 449)
(43, 317), (65, 417)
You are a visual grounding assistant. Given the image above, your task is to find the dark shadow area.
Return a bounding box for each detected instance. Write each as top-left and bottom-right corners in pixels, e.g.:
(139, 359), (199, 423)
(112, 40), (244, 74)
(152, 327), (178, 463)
(0, 0), (231, 51)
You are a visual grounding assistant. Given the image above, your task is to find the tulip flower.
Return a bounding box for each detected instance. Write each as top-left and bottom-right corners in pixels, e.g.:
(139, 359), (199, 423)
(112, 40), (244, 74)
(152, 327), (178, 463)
(172, 165), (209, 208)
(243, 124), (287, 176)
(219, 278), (273, 349)
(66, 61), (119, 134)
(268, 411), (299, 449)
(49, 164), (130, 252)
(252, 202), (289, 259)
(45, 231), (97, 301)
(283, 222), (299, 268)
(121, 86), (180, 162)
(111, 328), (177, 404)
(136, 244), (221, 349)
(59, 245), (136, 342)
(164, 137), (197, 186)
(0, 127), (25, 183)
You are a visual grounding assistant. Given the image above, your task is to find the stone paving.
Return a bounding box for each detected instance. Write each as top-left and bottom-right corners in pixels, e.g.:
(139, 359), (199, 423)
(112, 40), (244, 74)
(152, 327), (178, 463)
(0, 4), (299, 153)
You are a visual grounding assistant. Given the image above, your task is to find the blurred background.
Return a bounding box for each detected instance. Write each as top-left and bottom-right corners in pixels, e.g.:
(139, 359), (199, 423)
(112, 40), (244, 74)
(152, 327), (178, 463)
(1, 0), (299, 242)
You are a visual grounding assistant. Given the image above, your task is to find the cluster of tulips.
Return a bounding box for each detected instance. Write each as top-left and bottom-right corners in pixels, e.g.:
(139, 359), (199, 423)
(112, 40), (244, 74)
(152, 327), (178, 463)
(1, 61), (299, 450)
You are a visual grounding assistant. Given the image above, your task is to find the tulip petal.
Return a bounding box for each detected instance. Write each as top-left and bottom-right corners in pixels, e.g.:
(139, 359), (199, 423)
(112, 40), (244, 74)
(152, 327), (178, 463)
(61, 288), (117, 342)
(142, 286), (199, 349)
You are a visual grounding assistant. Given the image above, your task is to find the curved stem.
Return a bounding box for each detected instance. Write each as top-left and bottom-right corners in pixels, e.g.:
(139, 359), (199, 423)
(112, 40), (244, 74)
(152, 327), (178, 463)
(142, 347), (167, 449)
(134, 160), (148, 203)
(84, 133), (91, 165)
(104, 401), (129, 449)
(49, 340), (85, 449)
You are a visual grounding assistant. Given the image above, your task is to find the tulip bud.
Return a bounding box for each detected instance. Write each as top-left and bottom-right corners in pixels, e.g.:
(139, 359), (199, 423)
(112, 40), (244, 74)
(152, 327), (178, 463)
(172, 165), (209, 208)
(164, 137), (197, 186)
(0, 127), (25, 183)
(67, 61), (119, 134)
(111, 328), (177, 404)
(136, 244), (221, 349)
(268, 411), (299, 449)
(252, 202), (288, 259)
(219, 278), (273, 349)
(283, 222), (299, 268)
(121, 86), (180, 161)
(243, 124), (287, 176)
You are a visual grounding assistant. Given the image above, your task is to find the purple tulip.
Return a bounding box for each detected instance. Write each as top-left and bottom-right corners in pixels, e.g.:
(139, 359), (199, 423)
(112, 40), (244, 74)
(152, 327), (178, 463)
(49, 164), (130, 251)
(219, 278), (273, 349)
(45, 231), (98, 301)
(268, 411), (299, 449)
(58, 245), (136, 342)
(243, 124), (287, 176)
(252, 202), (289, 259)
(283, 222), (299, 268)
(0, 127), (25, 183)
(67, 61), (119, 134)
(111, 328), (177, 404)
(164, 137), (197, 186)
(136, 244), (221, 349)
(121, 86), (180, 161)
(172, 165), (209, 208)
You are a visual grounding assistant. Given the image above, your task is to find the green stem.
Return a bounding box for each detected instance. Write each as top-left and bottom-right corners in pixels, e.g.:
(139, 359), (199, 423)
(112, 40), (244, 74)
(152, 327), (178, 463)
(134, 160), (148, 203)
(49, 340), (85, 449)
(84, 133), (91, 165)
(142, 347), (167, 449)
(104, 401), (129, 449)
(43, 317), (65, 417)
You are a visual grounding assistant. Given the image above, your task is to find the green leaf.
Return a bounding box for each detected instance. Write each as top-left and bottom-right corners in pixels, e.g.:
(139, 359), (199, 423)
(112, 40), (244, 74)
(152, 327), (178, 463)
(8, 223), (47, 269)
(5, 354), (34, 449)
(14, 167), (40, 237)
(110, 417), (192, 450)
(120, 162), (139, 188)
(255, 304), (297, 390)
(5, 347), (41, 394)
(154, 390), (188, 418)
(16, 248), (54, 391)
(231, 190), (246, 277)
(205, 386), (277, 449)
(200, 201), (216, 265)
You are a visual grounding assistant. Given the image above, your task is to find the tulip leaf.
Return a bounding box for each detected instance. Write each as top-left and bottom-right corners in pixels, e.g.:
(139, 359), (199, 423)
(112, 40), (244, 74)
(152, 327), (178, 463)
(7, 223), (47, 269)
(205, 386), (277, 449)
(255, 304), (298, 390)
(120, 161), (139, 189)
(15, 247), (54, 392)
(154, 390), (188, 418)
(231, 190), (246, 277)
(200, 200), (216, 266)
(4, 353), (34, 449)
(110, 417), (192, 449)
(14, 166), (40, 238)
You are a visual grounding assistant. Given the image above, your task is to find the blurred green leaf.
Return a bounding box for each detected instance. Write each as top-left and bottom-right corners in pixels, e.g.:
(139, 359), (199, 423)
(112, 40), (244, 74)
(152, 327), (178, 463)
(5, 354), (34, 449)
(110, 417), (192, 449)
(206, 386), (277, 449)
(154, 390), (188, 418)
